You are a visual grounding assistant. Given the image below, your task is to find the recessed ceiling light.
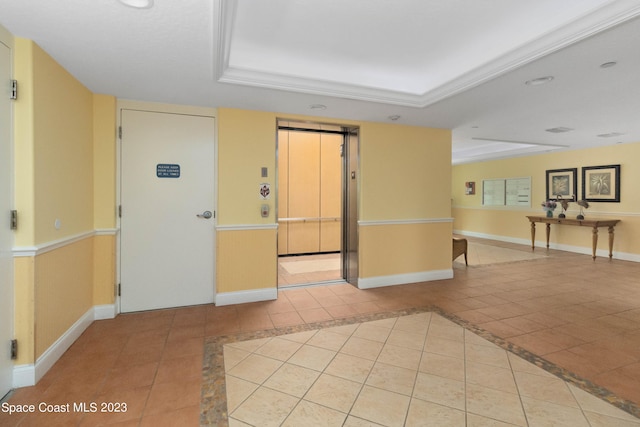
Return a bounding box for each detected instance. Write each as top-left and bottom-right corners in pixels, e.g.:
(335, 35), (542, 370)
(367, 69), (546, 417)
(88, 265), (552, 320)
(388, 115), (401, 121)
(309, 104), (326, 110)
(525, 76), (554, 86)
(118, 0), (154, 9)
(545, 127), (573, 133)
(600, 61), (617, 69)
(597, 132), (624, 138)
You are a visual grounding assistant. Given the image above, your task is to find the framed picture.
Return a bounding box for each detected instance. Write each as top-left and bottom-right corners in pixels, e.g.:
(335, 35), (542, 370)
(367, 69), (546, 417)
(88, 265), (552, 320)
(465, 181), (475, 195)
(582, 164), (620, 202)
(545, 168), (577, 201)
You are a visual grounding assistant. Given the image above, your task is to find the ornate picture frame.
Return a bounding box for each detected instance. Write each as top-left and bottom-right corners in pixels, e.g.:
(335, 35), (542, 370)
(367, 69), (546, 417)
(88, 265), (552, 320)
(582, 164), (620, 202)
(545, 168), (577, 201)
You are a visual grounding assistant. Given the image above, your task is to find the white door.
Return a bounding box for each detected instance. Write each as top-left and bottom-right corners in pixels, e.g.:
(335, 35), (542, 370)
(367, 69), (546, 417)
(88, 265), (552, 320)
(0, 40), (14, 398)
(120, 110), (216, 312)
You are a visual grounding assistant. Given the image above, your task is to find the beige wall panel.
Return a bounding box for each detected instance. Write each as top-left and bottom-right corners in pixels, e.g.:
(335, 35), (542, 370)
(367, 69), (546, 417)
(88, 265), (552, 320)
(277, 130), (289, 255)
(288, 131), (320, 253)
(320, 134), (342, 252)
(288, 221), (320, 254)
(217, 229), (277, 293)
(320, 220), (341, 252)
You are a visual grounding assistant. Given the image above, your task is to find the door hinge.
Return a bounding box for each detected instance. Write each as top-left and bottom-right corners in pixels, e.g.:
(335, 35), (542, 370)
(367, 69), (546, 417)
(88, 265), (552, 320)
(10, 339), (17, 360)
(118, 205), (122, 218)
(117, 283), (121, 297)
(10, 80), (17, 100)
(118, 126), (122, 139)
(10, 210), (17, 230)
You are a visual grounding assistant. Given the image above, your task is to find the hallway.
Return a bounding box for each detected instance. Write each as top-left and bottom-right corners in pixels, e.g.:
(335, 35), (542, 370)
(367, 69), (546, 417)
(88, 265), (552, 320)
(2, 238), (640, 425)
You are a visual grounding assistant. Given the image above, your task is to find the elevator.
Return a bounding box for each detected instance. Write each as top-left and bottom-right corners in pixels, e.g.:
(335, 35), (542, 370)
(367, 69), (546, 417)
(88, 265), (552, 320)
(277, 120), (359, 288)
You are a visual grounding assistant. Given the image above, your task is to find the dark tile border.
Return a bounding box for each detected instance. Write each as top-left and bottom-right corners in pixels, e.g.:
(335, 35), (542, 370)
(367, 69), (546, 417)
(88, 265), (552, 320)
(201, 305), (640, 426)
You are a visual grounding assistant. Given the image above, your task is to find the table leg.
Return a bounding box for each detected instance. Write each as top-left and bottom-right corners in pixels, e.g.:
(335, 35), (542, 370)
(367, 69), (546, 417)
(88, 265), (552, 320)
(545, 223), (550, 249)
(608, 225), (615, 259)
(592, 227), (598, 260)
(530, 222), (536, 250)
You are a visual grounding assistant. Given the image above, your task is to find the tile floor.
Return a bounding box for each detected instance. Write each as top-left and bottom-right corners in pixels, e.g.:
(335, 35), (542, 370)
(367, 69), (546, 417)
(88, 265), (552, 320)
(1, 237), (639, 426)
(223, 312), (640, 426)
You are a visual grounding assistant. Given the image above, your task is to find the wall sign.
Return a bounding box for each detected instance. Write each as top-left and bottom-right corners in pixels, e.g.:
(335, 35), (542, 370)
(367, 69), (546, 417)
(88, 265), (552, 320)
(157, 164), (180, 178)
(259, 183), (271, 199)
(482, 177), (530, 206)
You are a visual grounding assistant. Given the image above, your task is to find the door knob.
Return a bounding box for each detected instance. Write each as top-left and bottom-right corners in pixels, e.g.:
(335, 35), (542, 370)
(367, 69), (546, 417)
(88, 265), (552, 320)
(197, 210), (213, 219)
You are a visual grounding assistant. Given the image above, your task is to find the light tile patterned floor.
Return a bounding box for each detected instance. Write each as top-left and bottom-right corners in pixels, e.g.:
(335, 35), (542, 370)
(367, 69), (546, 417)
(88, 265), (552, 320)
(223, 312), (640, 426)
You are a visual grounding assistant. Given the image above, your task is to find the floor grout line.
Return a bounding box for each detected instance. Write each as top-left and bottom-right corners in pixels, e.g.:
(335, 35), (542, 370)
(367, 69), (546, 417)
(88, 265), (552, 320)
(204, 305), (640, 425)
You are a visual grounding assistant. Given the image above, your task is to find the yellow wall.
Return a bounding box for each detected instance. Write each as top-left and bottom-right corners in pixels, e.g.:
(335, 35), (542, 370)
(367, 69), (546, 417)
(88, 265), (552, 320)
(31, 41), (94, 244)
(360, 123), (452, 220)
(92, 95), (117, 306)
(93, 94), (117, 229)
(13, 38), (117, 364)
(13, 38), (35, 247)
(13, 258), (34, 365)
(452, 142), (640, 257)
(35, 239), (93, 358)
(218, 108), (277, 226)
(216, 229), (277, 293)
(359, 222), (452, 277)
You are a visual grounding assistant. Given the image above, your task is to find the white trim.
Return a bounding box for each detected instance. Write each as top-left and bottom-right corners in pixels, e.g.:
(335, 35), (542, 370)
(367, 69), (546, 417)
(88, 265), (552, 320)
(453, 229), (640, 263)
(95, 228), (118, 236)
(12, 304), (116, 388)
(357, 269), (453, 290)
(358, 218), (453, 227)
(215, 287), (277, 306)
(216, 224), (278, 231)
(453, 205), (640, 217)
(217, 2), (640, 108)
(93, 304), (117, 320)
(12, 229), (117, 257)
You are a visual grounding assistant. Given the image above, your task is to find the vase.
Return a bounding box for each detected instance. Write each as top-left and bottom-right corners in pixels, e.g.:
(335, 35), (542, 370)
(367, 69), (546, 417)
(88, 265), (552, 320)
(545, 210), (553, 218)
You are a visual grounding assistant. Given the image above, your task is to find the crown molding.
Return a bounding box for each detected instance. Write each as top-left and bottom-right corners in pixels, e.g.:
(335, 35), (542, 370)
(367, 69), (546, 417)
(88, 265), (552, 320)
(216, 1), (640, 108)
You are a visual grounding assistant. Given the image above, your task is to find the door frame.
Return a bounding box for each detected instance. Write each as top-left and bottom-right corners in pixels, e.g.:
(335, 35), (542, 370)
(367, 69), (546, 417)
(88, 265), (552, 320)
(116, 100), (218, 313)
(275, 120), (359, 287)
(0, 26), (14, 398)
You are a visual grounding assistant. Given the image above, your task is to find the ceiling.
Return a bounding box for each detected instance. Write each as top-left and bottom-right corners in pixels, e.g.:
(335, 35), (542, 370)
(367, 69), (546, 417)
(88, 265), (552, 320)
(1, 0), (640, 164)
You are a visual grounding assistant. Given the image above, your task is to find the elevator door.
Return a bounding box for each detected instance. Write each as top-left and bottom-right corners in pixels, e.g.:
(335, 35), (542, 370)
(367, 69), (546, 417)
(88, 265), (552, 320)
(343, 129), (359, 286)
(277, 123), (358, 288)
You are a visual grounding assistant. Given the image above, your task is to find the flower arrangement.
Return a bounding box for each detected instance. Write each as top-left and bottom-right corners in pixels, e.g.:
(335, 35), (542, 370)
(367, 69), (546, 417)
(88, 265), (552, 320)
(541, 200), (557, 211)
(541, 200), (557, 217)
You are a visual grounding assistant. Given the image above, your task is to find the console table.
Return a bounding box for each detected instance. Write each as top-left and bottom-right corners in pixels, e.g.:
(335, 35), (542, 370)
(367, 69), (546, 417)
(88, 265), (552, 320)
(526, 216), (620, 260)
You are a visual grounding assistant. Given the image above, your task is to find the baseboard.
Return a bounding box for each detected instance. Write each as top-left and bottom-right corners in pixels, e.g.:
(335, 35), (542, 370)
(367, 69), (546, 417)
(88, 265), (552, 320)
(453, 229), (640, 262)
(358, 269), (453, 290)
(94, 304), (117, 320)
(215, 287), (278, 306)
(12, 304), (116, 388)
